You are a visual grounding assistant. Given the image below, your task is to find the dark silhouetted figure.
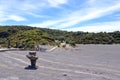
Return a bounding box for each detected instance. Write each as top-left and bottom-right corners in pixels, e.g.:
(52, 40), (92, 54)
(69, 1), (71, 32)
(7, 39), (11, 48)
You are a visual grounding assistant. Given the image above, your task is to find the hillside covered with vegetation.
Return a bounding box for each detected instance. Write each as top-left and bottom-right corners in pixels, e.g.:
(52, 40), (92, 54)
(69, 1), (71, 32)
(0, 25), (120, 49)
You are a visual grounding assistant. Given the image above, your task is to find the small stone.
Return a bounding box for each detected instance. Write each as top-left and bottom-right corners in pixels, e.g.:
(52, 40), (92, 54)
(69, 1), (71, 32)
(63, 74), (67, 76)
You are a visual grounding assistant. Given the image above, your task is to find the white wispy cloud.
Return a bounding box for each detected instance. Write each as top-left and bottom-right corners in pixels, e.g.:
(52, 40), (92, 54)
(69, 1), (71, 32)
(29, 2), (120, 29)
(65, 21), (120, 32)
(0, 0), (120, 32)
(47, 0), (68, 7)
(0, 0), (68, 23)
(29, 20), (64, 28)
(0, 8), (26, 22)
(57, 2), (120, 28)
(0, 15), (26, 22)
(30, 0), (120, 32)
(8, 15), (26, 22)
(0, 0), (27, 22)
(27, 12), (51, 18)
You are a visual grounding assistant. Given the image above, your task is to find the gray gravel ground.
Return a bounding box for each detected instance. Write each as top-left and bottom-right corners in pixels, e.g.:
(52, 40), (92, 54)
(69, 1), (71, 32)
(0, 44), (120, 80)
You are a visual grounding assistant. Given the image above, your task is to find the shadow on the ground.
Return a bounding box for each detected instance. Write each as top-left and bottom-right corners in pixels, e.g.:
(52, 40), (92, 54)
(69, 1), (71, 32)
(24, 65), (38, 70)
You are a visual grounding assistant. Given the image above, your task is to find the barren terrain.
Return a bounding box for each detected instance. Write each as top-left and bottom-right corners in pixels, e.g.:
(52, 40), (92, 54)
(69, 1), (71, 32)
(0, 44), (120, 80)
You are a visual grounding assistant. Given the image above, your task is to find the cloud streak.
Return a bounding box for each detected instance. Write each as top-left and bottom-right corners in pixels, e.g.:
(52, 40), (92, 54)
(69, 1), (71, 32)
(65, 21), (120, 32)
(0, 0), (68, 23)
(8, 15), (26, 22)
(0, 0), (120, 32)
(30, 2), (120, 29)
(47, 0), (68, 7)
(56, 2), (120, 29)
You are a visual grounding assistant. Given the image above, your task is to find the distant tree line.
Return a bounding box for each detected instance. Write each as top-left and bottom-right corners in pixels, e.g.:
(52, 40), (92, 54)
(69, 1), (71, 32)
(0, 25), (120, 49)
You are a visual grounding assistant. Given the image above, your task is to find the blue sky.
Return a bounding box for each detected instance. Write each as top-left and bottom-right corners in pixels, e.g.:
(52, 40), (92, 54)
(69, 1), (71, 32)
(0, 0), (120, 32)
